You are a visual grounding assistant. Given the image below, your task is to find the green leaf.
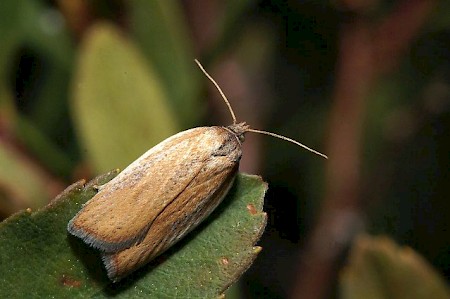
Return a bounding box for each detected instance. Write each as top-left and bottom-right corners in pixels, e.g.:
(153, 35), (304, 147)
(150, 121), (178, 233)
(0, 172), (267, 298)
(71, 23), (179, 172)
(129, 0), (201, 127)
(340, 235), (450, 299)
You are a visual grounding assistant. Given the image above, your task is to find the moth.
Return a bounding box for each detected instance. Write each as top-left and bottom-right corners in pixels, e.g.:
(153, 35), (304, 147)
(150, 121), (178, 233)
(67, 60), (327, 282)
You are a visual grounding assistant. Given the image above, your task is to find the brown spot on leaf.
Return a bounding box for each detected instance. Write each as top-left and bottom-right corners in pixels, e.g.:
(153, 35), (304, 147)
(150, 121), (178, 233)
(221, 257), (229, 266)
(60, 274), (81, 288)
(246, 204), (257, 215)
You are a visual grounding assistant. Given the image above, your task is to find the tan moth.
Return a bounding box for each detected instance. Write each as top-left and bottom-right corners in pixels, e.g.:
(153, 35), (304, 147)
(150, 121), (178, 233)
(67, 60), (327, 282)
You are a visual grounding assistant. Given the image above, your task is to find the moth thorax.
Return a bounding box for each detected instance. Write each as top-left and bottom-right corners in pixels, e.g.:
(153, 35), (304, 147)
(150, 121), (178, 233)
(226, 122), (249, 143)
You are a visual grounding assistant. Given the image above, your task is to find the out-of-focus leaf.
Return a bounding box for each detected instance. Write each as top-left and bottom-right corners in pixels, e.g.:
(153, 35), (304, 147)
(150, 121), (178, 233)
(0, 1), (21, 78)
(71, 23), (179, 172)
(18, 1), (75, 134)
(204, 0), (257, 63)
(14, 116), (74, 178)
(0, 143), (51, 216)
(129, 0), (200, 127)
(19, 1), (74, 67)
(0, 0), (75, 123)
(0, 0), (76, 178)
(0, 172), (267, 298)
(221, 0), (258, 36)
(425, 1), (450, 31)
(0, 1), (21, 115)
(340, 235), (450, 299)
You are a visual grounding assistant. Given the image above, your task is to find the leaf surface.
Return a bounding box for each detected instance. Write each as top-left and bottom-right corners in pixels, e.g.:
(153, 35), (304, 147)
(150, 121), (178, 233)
(0, 172), (267, 298)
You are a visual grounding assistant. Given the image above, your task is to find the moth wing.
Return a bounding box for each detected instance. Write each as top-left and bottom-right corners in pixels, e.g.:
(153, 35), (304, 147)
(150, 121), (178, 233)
(68, 128), (220, 252)
(102, 153), (239, 281)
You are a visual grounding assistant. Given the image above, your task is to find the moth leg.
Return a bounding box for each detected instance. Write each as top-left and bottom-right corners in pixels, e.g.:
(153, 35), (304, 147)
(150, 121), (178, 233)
(93, 184), (106, 191)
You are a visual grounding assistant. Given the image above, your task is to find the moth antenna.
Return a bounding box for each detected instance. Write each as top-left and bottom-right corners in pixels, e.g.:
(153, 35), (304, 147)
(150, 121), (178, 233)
(194, 59), (327, 159)
(247, 128), (328, 159)
(195, 59), (237, 125)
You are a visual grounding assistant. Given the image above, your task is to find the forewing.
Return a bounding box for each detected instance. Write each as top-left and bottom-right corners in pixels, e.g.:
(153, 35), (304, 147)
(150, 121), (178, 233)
(67, 128), (221, 252)
(102, 153), (239, 281)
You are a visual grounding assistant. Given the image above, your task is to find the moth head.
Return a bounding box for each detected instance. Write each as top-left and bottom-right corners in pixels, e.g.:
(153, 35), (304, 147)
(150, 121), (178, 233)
(227, 122), (250, 143)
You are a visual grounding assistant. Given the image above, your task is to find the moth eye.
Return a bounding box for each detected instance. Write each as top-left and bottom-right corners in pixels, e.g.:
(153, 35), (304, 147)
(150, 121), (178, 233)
(237, 133), (245, 143)
(213, 141), (236, 157)
(212, 147), (227, 157)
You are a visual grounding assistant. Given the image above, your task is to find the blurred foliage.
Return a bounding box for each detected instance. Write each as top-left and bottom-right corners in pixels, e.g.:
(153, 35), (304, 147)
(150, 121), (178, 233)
(0, 0), (448, 298)
(129, 0), (200, 127)
(71, 23), (179, 172)
(340, 235), (450, 299)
